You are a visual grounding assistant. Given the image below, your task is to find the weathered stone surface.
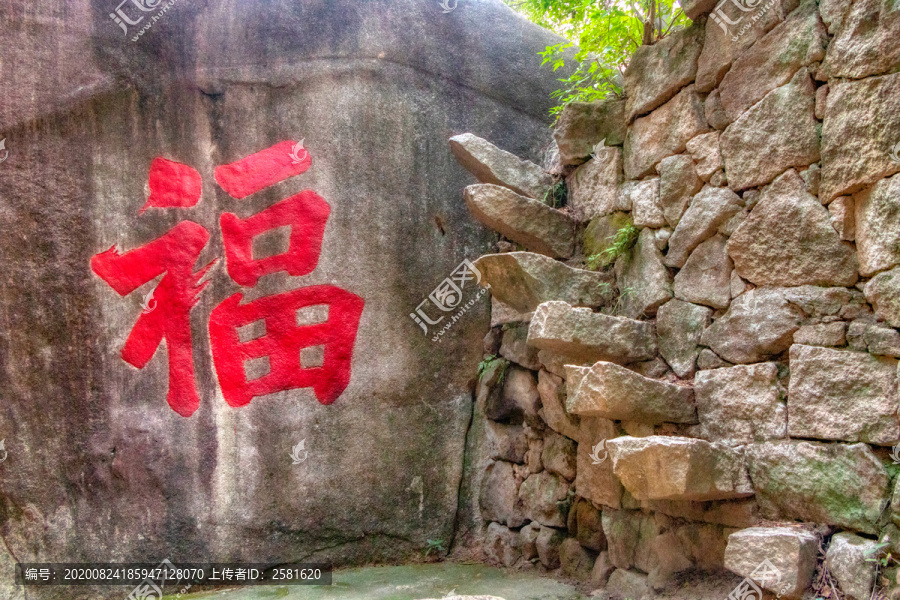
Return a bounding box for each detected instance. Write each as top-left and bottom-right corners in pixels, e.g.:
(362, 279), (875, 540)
(782, 285), (852, 318)
(665, 186), (743, 269)
(854, 173), (900, 277)
(559, 537), (597, 581)
(537, 370), (580, 441)
(793, 322), (847, 347)
(485, 421), (528, 464)
(480, 461), (525, 527)
(657, 154), (703, 228)
(821, 0), (900, 80)
(646, 499), (760, 529)
(499, 322), (541, 370)
(571, 499), (607, 551)
(527, 302), (658, 365)
(624, 86), (710, 180)
(800, 163), (821, 196)
(602, 510), (657, 571)
(474, 252), (614, 314)
(583, 211), (633, 259)
(485, 365), (540, 422)
(864, 324), (900, 357)
(606, 436), (753, 501)
(542, 432), (577, 481)
(490, 297), (533, 328)
(695, 0), (788, 94)
(624, 24), (704, 122)
(464, 184), (575, 258)
(657, 299), (712, 378)
(535, 526), (567, 569)
(697, 348), (731, 370)
(606, 569), (652, 600)
(518, 472), (571, 528)
(520, 522), (541, 561)
(746, 441), (890, 534)
(788, 344), (899, 445)
(718, 0), (827, 123)
(680, 0), (719, 20)
(730, 270), (749, 299)
(674, 235), (733, 309)
(720, 69), (820, 191)
(567, 362), (696, 425)
(626, 179), (666, 229)
(566, 148), (625, 221)
(705, 88), (730, 130)
(727, 170), (859, 286)
(724, 527), (818, 597)
(449, 133), (552, 199)
(829, 195), (855, 241)
(615, 228), (674, 318)
(685, 132), (723, 182)
(821, 73), (900, 202)
(554, 100), (627, 166)
(591, 552), (615, 588)
(825, 533), (880, 600)
(484, 522), (522, 567)
(700, 288), (804, 363)
(866, 268), (900, 328)
(695, 363), (786, 445)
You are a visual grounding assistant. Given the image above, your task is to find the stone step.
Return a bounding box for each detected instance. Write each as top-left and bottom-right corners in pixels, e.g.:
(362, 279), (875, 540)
(526, 301), (657, 365)
(473, 252), (614, 314)
(464, 184), (575, 258)
(724, 527), (819, 598)
(565, 361), (696, 425)
(449, 133), (553, 200)
(606, 435), (754, 501)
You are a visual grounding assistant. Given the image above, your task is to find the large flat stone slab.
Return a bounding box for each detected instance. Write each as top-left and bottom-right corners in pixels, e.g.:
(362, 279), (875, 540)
(695, 362), (787, 445)
(788, 344), (899, 445)
(724, 527), (818, 597)
(450, 133), (552, 199)
(746, 441), (890, 534)
(624, 85), (709, 180)
(606, 436), (754, 501)
(464, 184), (575, 258)
(473, 252), (614, 314)
(720, 68), (820, 191)
(821, 73), (900, 202)
(554, 99), (627, 166)
(527, 301), (658, 365)
(624, 24), (704, 122)
(567, 361), (696, 425)
(718, 0), (827, 123)
(700, 288), (804, 364)
(727, 169), (859, 286)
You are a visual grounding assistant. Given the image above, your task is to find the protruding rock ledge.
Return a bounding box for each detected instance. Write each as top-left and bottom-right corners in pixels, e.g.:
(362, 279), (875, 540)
(473, 252), (614, 314)
(606, 435), (754, 501)
(450, 133), (553, 199)
(526, 301), (658, 365)
(566, 361), (696, 425)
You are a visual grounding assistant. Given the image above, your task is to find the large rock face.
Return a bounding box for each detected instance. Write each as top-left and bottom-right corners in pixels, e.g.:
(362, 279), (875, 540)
(0, 0), (566, 594)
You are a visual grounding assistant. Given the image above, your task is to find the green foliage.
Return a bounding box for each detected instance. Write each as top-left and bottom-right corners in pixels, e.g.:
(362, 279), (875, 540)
(585, 221), (639, 271)
(424, 538), (446, 558)
(865, 542), (896, 568)
(478, 355), (510, 385)
(504, 0), (690, 117)
(543, 180), (568, 208)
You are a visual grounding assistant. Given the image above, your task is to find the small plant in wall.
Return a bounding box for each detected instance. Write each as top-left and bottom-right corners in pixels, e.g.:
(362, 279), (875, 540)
(542, 180), (567, 209)
(865, 542), (898, 599)
(478, 355), (510, 386)
(423, 538), (447, 559)
(586, 222), (639, 271)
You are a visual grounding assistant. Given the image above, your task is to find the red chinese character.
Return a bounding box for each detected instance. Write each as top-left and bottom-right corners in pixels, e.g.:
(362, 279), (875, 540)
(219, 190), (330, 287)
(91, 221), (215, 417)
(214, 140), (311, 199)
(209, 286), (364, 407)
